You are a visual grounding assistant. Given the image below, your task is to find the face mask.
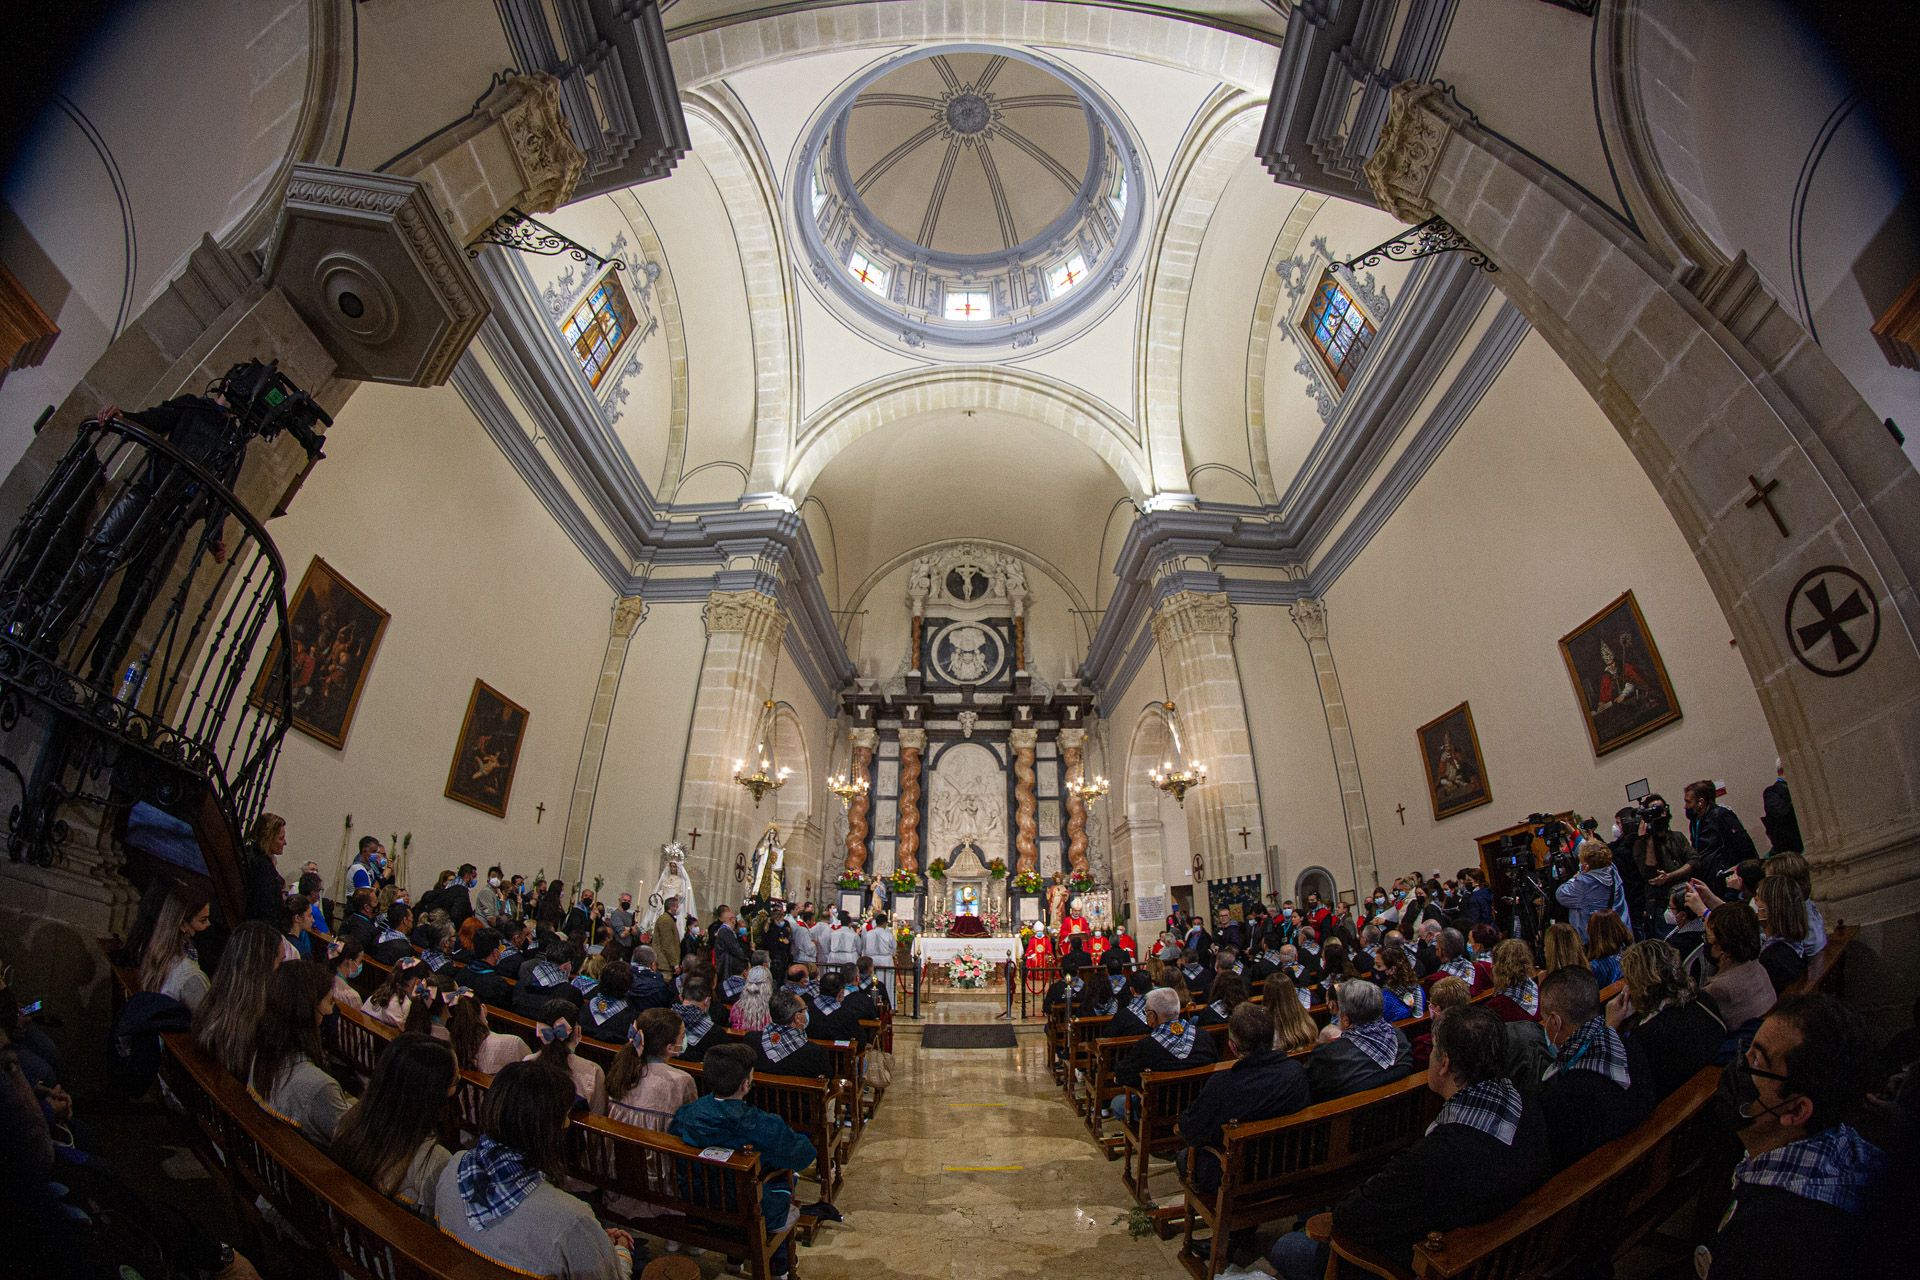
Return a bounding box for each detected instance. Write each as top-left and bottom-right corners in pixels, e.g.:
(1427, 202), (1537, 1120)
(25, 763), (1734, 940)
(1282, 908), (1293, 918)
(1610, 823), (1623, 841)
(1664, 908), (1679, 928)
(1718, 1059), (1795, 1132)
(489, 877), (501, 887)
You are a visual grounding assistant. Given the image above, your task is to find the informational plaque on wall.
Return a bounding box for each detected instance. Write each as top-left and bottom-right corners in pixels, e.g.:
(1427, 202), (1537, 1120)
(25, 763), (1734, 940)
(1137, 893), (1167, 927)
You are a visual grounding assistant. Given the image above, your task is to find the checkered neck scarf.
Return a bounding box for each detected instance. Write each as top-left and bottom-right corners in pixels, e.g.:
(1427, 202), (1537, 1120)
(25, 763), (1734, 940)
(375, 926), (408, 946)
(1543, 1015), (1631, 1089)
(421, 951), (450, 972)
(1735, 1124), (1885, 1213)
(570, 973), (598, 994)
(783, 980), (819, 1001)
(1127, 994), (1149, 1022)
(1109, 972), (1129, 994)
(1499, 978), (1539, 1016)
(721, 975), (746, 999)
(673, 1002), (712, 1043)
(1344, 1017), (1401, 1070)
(456, 1136), (544, 1231)
(1068, 976), (1085, 999)
(1259, 949), (1284, 967)
(1441, 957), (1477, 983)
(761, 1023), (807, 1064)
(497, 944), (520, 963)
(588, 995), (628, 1023)
(529, 961), (566, 989)
(1181, 963), (1204, 981)
(1429, 1078), (1524, 1146)
(1149, 1018), (1200, 1058)
(813, 995), (842, 1016)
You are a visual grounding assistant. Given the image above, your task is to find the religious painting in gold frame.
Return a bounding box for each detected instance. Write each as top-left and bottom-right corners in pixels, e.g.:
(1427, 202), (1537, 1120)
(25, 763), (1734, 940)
(1416, 701), (1491, 821)
(1558, 590), (1682, 757)
(444, 680), (529, 818)
(250, 556), (389, 750)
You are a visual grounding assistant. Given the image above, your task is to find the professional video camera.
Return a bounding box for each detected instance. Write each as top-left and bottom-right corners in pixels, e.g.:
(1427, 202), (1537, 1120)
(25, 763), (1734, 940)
(1625, 793), (1673, 832)
(212, 359), (329, 460)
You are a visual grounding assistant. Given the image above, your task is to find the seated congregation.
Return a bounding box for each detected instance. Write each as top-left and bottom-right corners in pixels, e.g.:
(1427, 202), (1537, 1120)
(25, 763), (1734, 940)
(1047, 856), (1912, 1280)
(18, 839), (898, 1280)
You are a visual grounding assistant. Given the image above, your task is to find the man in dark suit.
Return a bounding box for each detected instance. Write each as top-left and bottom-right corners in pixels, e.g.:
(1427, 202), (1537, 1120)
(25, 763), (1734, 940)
(440, 863), (477, 929)
(562, 888), (598, 939)
(1107, 971), (1156, 1040)
(1180, 1003), (1310, 1198)
(456, 927), (515, 1010)
(807, 970), (869, 1046)
(339, 889), (380, 953)
(1111, 988), (1219, 1121)
(1214, 907), (1247, 953)
(1181, 948), (1214, 1003)
(1265, 1005), (1552, 1279)
(1536, 965), (1653, 1170)
(1761, 763), (1803, 855)
(763, 902), (795, 975)
(755, 992), (831, 1080)
(1306, 979), (1415, 1103)
(369, 902), (417, 966)
(712, 904), (750, 981)
(625, 944), (674, 1012)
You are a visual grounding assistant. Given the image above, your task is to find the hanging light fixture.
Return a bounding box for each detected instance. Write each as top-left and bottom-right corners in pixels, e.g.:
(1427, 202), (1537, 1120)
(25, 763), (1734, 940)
(826, 770), (870, 811)
(1148, 699), (1206, 806)
(734, 698), (791, 806)
(1067, 771), (1110, 815)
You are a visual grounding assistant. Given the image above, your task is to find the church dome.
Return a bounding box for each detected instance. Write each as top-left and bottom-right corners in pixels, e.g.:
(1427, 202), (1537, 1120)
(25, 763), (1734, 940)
(793, 45), (1149, 359)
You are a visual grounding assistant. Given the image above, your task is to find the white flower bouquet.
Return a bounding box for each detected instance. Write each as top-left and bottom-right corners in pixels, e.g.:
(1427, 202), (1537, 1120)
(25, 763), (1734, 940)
(947, 948), (989, 989)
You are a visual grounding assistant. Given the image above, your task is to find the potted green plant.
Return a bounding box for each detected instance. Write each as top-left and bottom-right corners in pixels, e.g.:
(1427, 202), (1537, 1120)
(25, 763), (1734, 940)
(927, 858), (948, 881)
(1012, 869), (1043, 894)
(888, 868), (919, 893)
(987, 857), (1008, 880)
(836, 870), (865, 890)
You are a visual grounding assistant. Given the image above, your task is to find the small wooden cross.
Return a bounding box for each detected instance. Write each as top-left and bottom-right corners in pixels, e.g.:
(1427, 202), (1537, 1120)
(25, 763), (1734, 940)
(687, 826), (702, 851)
(1395, 803), (1406, 825)
(1744, 474), (1788, 537)
(534, 802), (546, 824)
(1236, 827), (1252, 849)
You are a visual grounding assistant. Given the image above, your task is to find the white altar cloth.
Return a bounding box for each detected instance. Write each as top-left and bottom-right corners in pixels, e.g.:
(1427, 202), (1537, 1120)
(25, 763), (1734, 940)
(912, 936), (1022, 966)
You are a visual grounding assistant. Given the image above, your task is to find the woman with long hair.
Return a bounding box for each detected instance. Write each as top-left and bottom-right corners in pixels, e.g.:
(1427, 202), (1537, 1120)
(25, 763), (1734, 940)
(332, 1033), (457, 1216)
(1202, 973), (1247, 1026)
(524, 999), (607, 1116)
(1763, 852), (1827, 957)
(1262, 973), (1319, 1055)
(140, 883), (212, 1010)
(402, 973), (458, 1043)
(1541, 921), (1585, 976)
(1606, 938), (1725, 1098)
(728, 964), (774, 1032)
(249, 960), (351, 1142)
(1752, 875), (1809, 995)
(325, 936), (366, 1013)
(193, 921), (283, 1079)
(367, 956), (427, 1028)
(1375, 945), (1426, 1019)
(1699, 899), (1776, 1028)
(1585, 910), (1632, 987)
(1486, 939), (1540, 1022)
(242, 811), (288, 926)
(446, 987), (525, 1075)
(434, 1062), (632, 1278)
(603, 1008), (697, 1220)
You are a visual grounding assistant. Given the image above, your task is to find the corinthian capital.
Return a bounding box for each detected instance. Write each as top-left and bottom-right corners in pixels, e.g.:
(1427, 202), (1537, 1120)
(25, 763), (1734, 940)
(1364, 82), (1457, 223)
(1289, 596), (1329, 643)
(611, 595), (648, 638)
(703, 590), (786, 643)
(484, 72), (587, 213)
(1152, 589), (1236, 646)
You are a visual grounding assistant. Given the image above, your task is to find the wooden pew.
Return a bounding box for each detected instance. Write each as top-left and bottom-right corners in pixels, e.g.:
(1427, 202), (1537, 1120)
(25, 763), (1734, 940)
(1122, 1058), (1235, 1228)
(1786, 922), (1855, 998)
(1181, 1073), (1441, 1278)
(156, 1029), (524, 1280)
(1308, 1066), (1725, 1280)
(1084, 1021), (1235, 1148)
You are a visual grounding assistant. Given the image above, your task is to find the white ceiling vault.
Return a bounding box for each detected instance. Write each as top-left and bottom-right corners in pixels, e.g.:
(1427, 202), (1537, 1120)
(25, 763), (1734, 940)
(455, 0), (1508, 704)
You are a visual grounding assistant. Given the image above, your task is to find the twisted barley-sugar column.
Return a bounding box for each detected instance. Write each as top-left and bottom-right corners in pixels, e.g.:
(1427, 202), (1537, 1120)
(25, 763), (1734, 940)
(897, 729), (924, 872)
(1012, 728), (1039, 873)
(844, 731), (876, 873)
(1060, 730), (1089, 876)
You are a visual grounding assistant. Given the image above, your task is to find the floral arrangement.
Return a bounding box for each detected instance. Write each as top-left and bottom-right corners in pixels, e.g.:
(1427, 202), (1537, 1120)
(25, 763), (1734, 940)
(987, 857), (1008, 880)
(1069, 873), (1097, 894)
(1019, 923), (1036, 944)
(887, 868), (919, 893)
(927, 858), (948, 881)
(894, 922), (916, 947)
(947, 948), (989, 989)
(1012, 869), (1043, 894)
(836, 870), (865, 889)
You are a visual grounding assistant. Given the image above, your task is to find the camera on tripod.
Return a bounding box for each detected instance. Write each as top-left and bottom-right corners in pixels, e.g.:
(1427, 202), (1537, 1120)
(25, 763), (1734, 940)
(213, 359), (329, 460)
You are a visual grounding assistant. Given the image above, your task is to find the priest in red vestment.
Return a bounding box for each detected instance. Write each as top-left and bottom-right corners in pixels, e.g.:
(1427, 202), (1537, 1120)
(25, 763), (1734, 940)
(1023, 932), (1054, 995)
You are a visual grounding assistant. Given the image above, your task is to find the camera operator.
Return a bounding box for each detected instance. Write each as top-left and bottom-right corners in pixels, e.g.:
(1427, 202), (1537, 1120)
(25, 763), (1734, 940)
(1684, 780), (1759, 896)
(1624, 795), (1694, 936)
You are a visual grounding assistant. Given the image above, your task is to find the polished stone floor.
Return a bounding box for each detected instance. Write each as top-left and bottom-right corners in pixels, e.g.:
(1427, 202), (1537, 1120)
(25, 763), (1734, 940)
(788, 995), (1192, 1279)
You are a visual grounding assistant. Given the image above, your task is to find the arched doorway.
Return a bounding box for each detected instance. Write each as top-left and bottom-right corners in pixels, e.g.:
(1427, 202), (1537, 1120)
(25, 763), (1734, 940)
(1295, 866), (1336, 908)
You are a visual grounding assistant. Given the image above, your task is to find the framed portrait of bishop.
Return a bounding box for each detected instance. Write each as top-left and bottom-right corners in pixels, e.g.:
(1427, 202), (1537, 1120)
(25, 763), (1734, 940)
(1559, 590), (1682, 756)
(1416, 701), (1492, 821)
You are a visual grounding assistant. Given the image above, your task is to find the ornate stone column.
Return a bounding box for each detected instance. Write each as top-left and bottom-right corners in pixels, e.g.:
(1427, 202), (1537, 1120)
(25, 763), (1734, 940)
(1151, 589), (1266, 916)
(1366, 81), (1920, 930)
(1011, 727), (1040, 873)
(675, 590), (786, 895)
(1289, 597), (1378, 893)
(1059, 726), (1091, 877)
(843, 727), (877, 873)
(896, 727), (925, 873)
(557, 594), (646, 888)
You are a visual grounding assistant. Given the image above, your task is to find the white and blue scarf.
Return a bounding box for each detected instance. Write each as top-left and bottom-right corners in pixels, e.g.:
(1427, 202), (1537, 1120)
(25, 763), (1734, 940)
(812, 995), (843, 1017)
(1126, 994), (1149, 1022)
(529, 961), (567, 989)
(1735, 1124), (1885, 1213)
(1440, 957), (1477, 983)
(1542, 1016), (1631, 1089)
(761, 1023), (807, 1064)
(1148, 1019), (1201, 1059)
(587, 995), (628, 1024)
(570, 973), (598, 994)
(1344, 1018), (1402, 1070)
(1429, 1078), (1524, 1146)
(673, 1001), (713, 1044)
(456, 1137), (543, 1230)
(1499, 978), (1539, 1016)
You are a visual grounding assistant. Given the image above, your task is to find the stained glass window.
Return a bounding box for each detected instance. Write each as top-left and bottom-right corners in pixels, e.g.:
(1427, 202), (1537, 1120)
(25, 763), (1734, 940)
(1046, 254), (1089, 297)
(944, 289), (992, 321)
(561, 271), (638, 389)
(849, 250), (890, 296)
(1302, 271), (1376, 389)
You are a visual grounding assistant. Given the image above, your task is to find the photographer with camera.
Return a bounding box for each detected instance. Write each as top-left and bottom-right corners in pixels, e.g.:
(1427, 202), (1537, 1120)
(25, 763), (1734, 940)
(1621, 795), (1694, 937)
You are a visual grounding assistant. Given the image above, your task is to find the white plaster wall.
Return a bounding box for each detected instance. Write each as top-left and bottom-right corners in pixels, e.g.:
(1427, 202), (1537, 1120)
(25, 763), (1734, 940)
(1325, 332), (1782, 885)
(257, 381), (611, 890)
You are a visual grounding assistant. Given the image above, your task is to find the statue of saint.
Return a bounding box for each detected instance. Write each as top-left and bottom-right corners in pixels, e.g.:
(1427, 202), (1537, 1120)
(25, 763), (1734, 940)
(1046, 871), (1069, 931)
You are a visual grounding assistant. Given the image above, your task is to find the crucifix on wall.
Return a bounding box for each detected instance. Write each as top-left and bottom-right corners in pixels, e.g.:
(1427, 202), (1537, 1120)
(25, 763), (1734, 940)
(686, 827), (702, 851)
(534, 802), (545, 824)
(1395, 803), (1406, 825)
(1236, 827), (1252, 849)
(1745, 474), (1789, 537)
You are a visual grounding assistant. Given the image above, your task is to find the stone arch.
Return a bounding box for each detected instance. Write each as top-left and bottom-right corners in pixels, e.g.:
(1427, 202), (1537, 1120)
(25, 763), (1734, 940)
(681, 87), (800, 500)
(785, 367), (1153, 500)
(668, 2), (1280, 96)
(1133, 89), (1266, 496)
(1368, 83), (1920, 921)
(1115, 701), (1195, 922)
(1294, 865), (1337, 906)
(770, 701), (818, 891)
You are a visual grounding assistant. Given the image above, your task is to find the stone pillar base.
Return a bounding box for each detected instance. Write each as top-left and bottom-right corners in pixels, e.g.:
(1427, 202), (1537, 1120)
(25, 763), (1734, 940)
(0, 853), (138, 1035)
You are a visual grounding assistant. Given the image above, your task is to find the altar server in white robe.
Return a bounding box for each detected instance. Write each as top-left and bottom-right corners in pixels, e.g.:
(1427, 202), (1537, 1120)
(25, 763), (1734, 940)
(791, 908), (820, 973)
(824, 910), (863, 970)
(861, 911), (897, 1001)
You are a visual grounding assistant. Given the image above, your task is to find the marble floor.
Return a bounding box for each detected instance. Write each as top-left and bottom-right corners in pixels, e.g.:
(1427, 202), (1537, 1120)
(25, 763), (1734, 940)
(784, 996), (1194, 1280)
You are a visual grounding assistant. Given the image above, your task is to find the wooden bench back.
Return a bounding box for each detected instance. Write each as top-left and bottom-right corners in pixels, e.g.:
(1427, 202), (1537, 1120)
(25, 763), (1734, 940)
(158, 1030), (523, 1280)
(1219, 1072), (1440, 1211)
